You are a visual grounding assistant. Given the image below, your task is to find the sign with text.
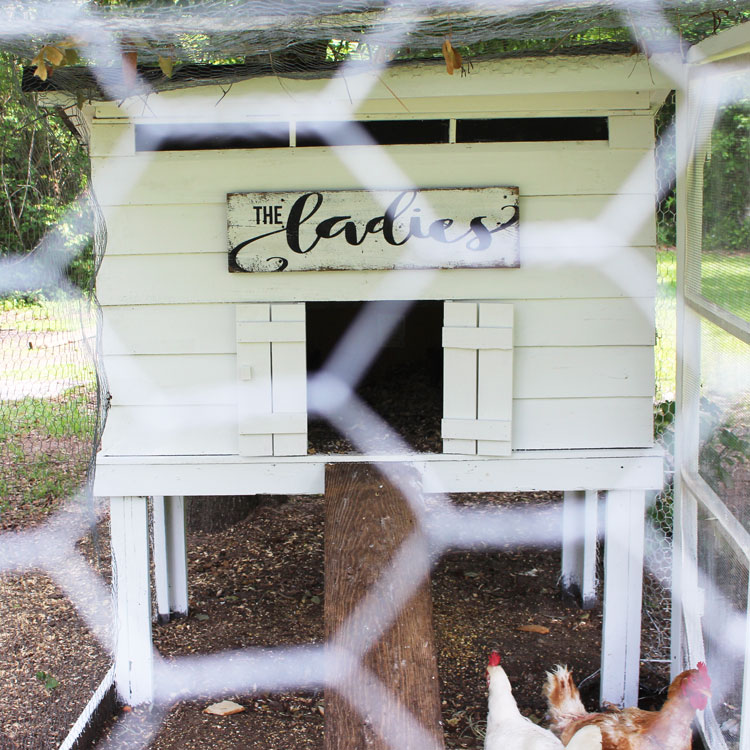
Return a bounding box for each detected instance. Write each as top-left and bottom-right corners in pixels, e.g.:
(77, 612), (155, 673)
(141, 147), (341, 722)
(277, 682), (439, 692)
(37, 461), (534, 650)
(227, 187), (519, 273)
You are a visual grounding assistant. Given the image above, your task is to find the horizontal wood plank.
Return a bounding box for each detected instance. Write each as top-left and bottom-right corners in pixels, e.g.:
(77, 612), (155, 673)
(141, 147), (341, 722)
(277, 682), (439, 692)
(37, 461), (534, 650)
(100, 396), (652, 456)
(442, 418), (512, 441)
(93, 448), (664, 496)
(236, 320), (306, 343)
(105, 354), (237, 405)
(90, 122), (135, 157)
(102, 194), (657, 256)
(91, 145), (654, 206)
(90, 54), (668, 122)
(94, 459), (325, 496)
(442, 327), (512, 350)
(239, 412), (307, 434)
(512, 397), (653, 449)
(101, 298), (654, 355)
(96, 246), (656, 305)
(514, 346), (654, 398)
(608, 115), (656, 150)
(103, 345), (653, 406)
(100, 404), (238, 455)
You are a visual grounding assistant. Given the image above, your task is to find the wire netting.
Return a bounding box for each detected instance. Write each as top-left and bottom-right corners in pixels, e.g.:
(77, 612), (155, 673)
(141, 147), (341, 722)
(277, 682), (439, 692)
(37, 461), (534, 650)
(0, 54), (106, 533)
(679, 53), (750, 750)
(5, 0), (750, 101)
(1, 1), (750, 749)
(640, 89), (677, 670)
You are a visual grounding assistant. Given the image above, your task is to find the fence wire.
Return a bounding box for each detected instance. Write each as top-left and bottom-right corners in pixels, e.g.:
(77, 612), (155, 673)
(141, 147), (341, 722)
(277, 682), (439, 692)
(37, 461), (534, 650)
(1, 2), (749, 750)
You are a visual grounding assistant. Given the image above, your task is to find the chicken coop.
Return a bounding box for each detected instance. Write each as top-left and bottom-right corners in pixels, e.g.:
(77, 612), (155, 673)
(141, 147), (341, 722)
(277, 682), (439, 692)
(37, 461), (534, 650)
(17, 5), (750, 750)
(81, 49), (665, 711)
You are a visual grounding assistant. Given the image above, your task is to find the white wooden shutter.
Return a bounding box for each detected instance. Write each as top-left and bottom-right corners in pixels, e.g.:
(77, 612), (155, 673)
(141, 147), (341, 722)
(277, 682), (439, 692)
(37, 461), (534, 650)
(442, 301), (513, 456)
(236, 303), (307, 457)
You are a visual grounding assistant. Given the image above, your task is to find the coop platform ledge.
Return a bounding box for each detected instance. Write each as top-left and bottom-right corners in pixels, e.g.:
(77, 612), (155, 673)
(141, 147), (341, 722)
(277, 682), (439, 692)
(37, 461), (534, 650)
(94, 447), (663, 497)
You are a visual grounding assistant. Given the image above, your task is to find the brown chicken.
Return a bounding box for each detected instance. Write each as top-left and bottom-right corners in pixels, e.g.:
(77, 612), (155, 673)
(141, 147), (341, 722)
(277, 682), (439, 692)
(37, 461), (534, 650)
(543, 663), (711, 750)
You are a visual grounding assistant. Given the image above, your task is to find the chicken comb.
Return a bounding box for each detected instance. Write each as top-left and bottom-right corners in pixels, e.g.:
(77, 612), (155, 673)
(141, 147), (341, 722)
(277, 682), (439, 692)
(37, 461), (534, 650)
(697, 662), (711, 686)
(488, 651), (501, 667)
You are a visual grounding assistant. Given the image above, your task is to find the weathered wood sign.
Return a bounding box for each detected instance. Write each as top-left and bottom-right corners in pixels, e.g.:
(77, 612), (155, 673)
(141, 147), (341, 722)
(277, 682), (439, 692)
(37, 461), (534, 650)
(228, 187), (519, 272)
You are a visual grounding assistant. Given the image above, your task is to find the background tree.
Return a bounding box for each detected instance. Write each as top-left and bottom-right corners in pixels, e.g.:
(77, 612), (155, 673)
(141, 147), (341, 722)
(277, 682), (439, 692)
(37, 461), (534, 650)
(0, 53), (91, 295)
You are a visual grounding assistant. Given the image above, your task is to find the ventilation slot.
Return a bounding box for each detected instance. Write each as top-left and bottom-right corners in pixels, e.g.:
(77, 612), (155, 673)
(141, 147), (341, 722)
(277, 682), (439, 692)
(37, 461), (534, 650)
(457, 117), (609, 143)
(135, 123), (289, 151)
(296, 119), (449, 147)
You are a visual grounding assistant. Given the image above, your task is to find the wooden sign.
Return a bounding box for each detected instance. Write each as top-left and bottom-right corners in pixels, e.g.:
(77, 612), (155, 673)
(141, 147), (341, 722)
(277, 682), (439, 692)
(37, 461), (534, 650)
(228, 187), (519, 273)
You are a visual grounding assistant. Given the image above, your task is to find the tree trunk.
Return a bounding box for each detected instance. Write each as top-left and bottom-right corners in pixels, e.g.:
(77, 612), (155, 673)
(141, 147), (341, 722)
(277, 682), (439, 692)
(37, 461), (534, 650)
(324, 463), (445, 750)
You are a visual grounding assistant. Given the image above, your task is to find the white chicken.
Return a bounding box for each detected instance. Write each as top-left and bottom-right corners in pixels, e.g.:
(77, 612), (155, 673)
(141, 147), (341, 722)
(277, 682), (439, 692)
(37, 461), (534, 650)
(484, 651), (602, 750)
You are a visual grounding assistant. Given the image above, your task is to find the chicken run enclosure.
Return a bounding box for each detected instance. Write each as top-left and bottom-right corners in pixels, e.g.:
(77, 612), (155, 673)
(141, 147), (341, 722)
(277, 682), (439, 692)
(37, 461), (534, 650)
(1, 2), (750, 749)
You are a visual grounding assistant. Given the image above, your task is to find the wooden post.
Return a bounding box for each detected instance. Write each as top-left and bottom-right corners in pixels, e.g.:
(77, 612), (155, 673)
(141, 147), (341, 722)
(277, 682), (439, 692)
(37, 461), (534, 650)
(110, 496), (154, 705)
(600, 490), (645, 708)
(324, 463), (445, 750)
(153, 495), (188, 623)
(561, 490), (599, 609)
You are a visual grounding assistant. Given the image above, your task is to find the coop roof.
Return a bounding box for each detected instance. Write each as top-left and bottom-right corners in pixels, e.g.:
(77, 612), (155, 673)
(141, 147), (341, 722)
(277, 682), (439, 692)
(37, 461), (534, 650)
(5, 0), (750, 99)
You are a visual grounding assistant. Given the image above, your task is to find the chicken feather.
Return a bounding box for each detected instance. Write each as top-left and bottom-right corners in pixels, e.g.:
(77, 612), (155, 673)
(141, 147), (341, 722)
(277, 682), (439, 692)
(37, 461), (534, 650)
(543, 663), (711, 750)
(484, 652), (602, 750)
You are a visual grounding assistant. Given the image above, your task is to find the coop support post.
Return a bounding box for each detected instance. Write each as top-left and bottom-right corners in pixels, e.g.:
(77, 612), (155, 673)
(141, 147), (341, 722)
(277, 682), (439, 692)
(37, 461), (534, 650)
(110, 496), (154, 705)
(600, 490), (645, 708)
(152, 495), (188, 623)
(561, 490), (599, 609)
(324, 463), (445, 750)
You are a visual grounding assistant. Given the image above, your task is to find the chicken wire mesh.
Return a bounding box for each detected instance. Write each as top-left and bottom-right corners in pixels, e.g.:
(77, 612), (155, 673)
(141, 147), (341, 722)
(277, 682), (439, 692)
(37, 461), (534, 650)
(0, 55), (106, 533)
(1, 1), (749, 749)
(678, 54), (750, 750)
(640, 89), (677, 669)
(6, 0), (750, 102)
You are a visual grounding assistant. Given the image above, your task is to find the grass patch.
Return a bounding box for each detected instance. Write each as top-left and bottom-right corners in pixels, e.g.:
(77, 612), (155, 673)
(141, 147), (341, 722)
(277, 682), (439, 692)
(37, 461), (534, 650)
(0, 392), (96, 441)
(655, 248), (677, 401)
(0, 447), (91, 525)
(0, 298), (94, 334)
(0, 390), (96, 527)
(701, 251), (750, 322)
(4, 361), (96, 383)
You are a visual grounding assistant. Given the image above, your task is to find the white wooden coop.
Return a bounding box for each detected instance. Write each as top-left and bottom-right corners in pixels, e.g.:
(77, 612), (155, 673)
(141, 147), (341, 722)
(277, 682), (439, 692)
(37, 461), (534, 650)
(86, 52), (671, 709)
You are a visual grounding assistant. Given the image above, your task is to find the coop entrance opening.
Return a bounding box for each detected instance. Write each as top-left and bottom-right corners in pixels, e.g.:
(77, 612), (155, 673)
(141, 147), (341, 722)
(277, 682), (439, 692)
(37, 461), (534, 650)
(306, 300), (443, 454)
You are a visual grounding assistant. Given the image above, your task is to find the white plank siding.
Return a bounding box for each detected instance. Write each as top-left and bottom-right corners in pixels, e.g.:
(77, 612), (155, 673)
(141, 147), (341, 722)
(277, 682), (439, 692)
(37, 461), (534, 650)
(102, 298), (654, 355)
(92, 144), (654, 207)
(97, 247), (656, 305)
(92, 57), (659, 462)
(104, 346), (652, 406)
(102, 194), (656, 255)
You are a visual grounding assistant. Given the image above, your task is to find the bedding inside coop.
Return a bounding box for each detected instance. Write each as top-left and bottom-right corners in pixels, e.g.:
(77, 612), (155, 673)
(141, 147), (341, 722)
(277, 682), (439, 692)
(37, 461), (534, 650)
(306, 300), (443, 454)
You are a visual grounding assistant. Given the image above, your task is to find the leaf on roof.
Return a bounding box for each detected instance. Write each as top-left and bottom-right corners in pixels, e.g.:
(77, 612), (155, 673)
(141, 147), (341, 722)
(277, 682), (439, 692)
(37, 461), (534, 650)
(122, 50), (138, 88)
(442, 37), (455, 75)
(158, 54), (174, 78)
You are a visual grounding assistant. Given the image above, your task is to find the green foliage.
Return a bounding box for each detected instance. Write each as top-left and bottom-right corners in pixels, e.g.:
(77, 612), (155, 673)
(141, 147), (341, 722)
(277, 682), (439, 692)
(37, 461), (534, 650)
(0, 393), (95, 442)
(700, 250), (750, 321)
(0, 53), (92, 292)
(35, 671), (60, 690)
(699, 398), (750, 492)
(702, 101), (750, 255)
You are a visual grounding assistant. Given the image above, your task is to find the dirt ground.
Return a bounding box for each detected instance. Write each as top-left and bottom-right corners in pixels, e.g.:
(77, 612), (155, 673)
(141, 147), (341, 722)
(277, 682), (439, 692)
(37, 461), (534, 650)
(0, 490), (674, 750)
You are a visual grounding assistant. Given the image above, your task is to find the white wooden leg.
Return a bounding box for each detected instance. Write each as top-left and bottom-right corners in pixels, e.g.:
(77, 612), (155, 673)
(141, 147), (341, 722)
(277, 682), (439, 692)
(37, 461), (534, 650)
(152, 496), (170, 624)
(165, 495), (188, 618)
(600, 490), (645, 708)
(152, 495), (188, 623)
(110, 496), (153, 705)
(562, 490), (599, 609)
